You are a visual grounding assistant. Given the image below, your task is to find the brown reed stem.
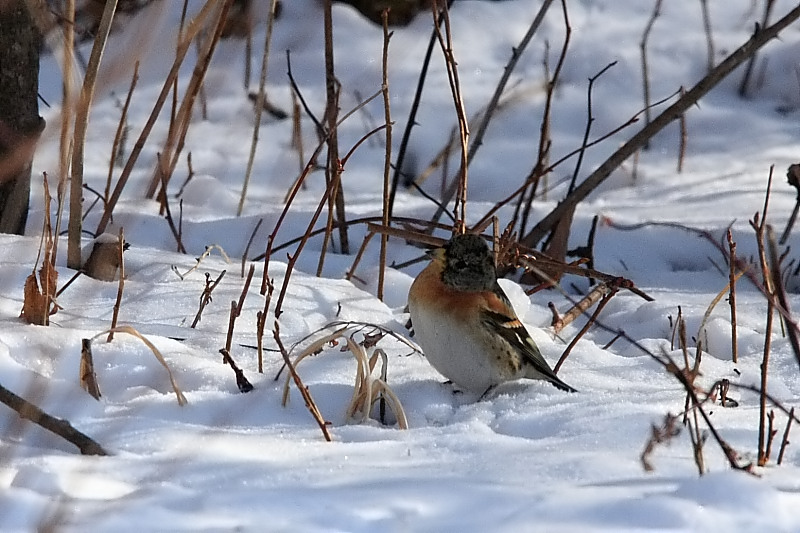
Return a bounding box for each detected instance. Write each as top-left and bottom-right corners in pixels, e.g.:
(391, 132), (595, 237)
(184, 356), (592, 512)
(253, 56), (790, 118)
(67, 0), (117, 269)
(106, 228), (125, 342)
(238, 0), (279, 216)
(727, 229), (739, 363)
(378, 10), (393, 301)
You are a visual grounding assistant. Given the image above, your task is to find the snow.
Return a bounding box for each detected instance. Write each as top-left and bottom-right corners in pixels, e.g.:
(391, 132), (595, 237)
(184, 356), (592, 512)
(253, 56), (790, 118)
(3, 0), (800, 530)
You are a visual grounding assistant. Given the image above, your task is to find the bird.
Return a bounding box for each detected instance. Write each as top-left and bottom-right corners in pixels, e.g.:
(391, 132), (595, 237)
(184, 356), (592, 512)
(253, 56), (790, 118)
(407, 233), (577, 396)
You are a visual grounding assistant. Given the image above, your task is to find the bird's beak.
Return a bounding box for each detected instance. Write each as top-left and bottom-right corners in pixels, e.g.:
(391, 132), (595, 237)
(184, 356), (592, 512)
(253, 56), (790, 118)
(426, 247), (446, 262)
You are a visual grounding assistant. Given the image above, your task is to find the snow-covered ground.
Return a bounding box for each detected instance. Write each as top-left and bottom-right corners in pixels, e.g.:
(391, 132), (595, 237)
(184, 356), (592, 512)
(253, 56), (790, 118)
(3, 0), (800, 530)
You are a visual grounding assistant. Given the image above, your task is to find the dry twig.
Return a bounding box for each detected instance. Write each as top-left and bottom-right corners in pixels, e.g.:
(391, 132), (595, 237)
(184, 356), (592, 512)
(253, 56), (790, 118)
(106, 228), (125, 342)
(274, 322), (332, 441)
(0, 381), (107, 455)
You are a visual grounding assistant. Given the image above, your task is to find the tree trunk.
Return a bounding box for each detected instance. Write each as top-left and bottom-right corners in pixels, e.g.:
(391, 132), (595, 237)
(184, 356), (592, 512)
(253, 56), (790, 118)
(0, 0), (44, 235)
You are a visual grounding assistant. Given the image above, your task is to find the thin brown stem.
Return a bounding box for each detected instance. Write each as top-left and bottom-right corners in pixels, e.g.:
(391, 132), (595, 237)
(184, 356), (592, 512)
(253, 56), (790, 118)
(751, 167), (774, 466)
(242, 217), (263, 277)
(238, 0), (279, 216)
(106, 228), (125, 342)
(256, 277), (274, 374)
(274, 322), (332, 441)
(727, 229), (739, 363)
(677, 88), (687, 172)
(554, 289), (616, 373)
(105, 61), (138, 206)
(54, 0), (75, 259)
(431, 0), (469, 233)
(191, 270), (226, 328)
(777, 407), (795, 465)
(378, 10), (393, 302)
(640, 0), (663, 133)
(68, 0), (118, 269)
(699, 0), (715, 72)
(739, 0), (776, 97)
(0, 381), (107, 455)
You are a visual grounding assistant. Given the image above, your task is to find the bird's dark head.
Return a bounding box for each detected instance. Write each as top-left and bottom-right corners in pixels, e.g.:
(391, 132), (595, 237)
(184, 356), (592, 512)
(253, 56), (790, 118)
(438, 233), (497, 291)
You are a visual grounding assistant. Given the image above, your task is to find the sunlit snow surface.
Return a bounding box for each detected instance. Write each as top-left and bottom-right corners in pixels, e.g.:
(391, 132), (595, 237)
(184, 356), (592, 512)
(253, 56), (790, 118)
(3, 0), (800, 531)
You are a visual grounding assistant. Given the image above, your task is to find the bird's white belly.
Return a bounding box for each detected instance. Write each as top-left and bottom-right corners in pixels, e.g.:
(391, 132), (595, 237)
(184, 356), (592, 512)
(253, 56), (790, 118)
(410, 302), (518, 394)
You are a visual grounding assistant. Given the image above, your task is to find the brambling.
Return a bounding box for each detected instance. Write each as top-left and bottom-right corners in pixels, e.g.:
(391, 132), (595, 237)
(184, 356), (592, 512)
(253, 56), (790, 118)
(408, 233), (577, 396)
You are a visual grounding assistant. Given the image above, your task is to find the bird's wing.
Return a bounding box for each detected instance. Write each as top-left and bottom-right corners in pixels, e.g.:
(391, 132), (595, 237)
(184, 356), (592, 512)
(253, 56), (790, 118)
(481, 285), (577, 393)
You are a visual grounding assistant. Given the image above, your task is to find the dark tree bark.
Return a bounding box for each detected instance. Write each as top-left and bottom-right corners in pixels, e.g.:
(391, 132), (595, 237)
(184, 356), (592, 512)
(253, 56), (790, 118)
(0, 0), (44, 235)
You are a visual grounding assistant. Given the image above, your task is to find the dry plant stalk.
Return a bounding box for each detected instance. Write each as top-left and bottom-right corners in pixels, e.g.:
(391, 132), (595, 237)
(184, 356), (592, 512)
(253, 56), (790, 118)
(256, 277), (275, 373)
(677, 88), (687, 173)
(675, 317), (707, 476)
(431, 0), (469, 232)
(727, 229), (739, 363)
(739, 0), (776, 97)
(699, 0), (715, 72)
(154, 151), (186, 253)
(88, 325), (188, 406)
(537, 58), (616, 281)
(777, 407), (794, 465)
(476, 87), (677, 234)
(241, 217), (263, 277)
(191, 269), (226, 328)
(67, 0), (118, 269)
(316, 0), (349, 276)
(695, 269), (745, 359)
(378, 9), (393, 301)
(553, 287), (617, 373)
(563, 299), (751, 473)
(274, 321), (332, 441)
(343, 342), (407, 429)
(105, 61), (139, 205)
(640, 0), (663, 133)
(256, 215), (454, 262)
(223, 264), (254, 356)
(750, 169), (774, 467)
(289, 90), (305, 179)
(763, 409), (778, 465)
(238, 0), (280, 216)
(219, 346), (254, 393)
(551, 282), (612, 335)
(107, 228), (126, 342)
(346, 230), (375, 283)
(220, 267), (256, 393)
(55, 0), (75, 251)
(268, 111), (386, 318)
(387, 6), (445, 219)
(769, 227), (800, 372)
(0, 380), (107, 455)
